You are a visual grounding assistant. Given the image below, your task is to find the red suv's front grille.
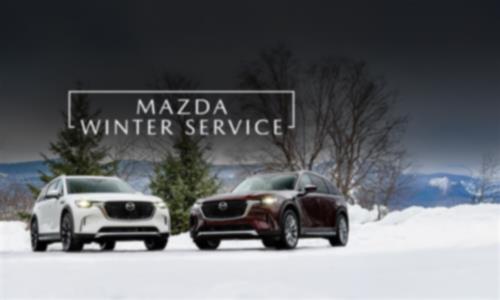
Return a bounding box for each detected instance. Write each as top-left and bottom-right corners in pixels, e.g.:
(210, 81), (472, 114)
(201, 200), (247, 219)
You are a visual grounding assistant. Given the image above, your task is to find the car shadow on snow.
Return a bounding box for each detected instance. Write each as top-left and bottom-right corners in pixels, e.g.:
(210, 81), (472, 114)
(63, 244), (333, 253)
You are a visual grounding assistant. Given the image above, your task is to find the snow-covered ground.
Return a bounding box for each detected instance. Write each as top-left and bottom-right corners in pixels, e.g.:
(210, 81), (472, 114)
(1, 204), (499, 299)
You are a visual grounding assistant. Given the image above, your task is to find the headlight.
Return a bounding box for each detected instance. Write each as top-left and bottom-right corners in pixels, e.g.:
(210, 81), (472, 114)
(76, 199), (93, 208)
(155, 201), (167, 209)
(261, 196), (278, 205)
(191, 202), (201, 210)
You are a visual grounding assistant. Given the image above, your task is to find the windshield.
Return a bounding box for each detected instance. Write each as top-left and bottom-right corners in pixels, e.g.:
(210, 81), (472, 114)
(66, 178), (136, 194)
(232, 174), (297, 193)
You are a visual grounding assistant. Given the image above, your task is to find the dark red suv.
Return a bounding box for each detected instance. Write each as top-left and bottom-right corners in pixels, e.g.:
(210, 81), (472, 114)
(189, 171), (349, 250)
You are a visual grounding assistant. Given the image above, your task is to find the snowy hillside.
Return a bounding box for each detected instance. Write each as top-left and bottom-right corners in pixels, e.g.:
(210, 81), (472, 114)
(1, 204), (498, 299)
(399, 173), (500, 208)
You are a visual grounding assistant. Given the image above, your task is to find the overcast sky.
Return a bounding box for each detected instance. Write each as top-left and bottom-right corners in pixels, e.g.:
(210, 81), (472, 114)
(0, 0), (499, 172)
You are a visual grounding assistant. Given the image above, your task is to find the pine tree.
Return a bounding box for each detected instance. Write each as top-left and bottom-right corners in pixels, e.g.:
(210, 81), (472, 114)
(150, 134), (219, 234)
(29, 93), (116, 196)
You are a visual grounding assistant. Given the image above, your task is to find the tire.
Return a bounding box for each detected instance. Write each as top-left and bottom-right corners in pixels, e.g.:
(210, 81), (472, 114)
(31, 218), (47, 252)
(276, 209), (299, 249)
(60, 212), (83, 252)
(144, 236), (168, 251)
(99, 241), (116, 251)
(262, 238), (278, 248)
(193, 238), (220, 250)
(330, 213), (349, 247)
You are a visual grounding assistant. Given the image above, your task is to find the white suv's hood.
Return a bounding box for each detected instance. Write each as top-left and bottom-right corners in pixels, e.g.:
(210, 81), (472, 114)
(66, 193), (161, 203)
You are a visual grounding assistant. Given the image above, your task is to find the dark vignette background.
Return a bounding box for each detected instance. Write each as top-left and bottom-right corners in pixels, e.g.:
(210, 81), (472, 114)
(0, 0), (499, 171)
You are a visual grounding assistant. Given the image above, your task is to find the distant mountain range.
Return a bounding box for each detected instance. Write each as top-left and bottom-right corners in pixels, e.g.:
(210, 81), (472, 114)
(395, 173), (480, 208)
(1, 160), (498, 209)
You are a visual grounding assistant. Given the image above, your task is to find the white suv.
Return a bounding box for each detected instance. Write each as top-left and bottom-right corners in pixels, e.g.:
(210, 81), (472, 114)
(30, 175), (170, 252)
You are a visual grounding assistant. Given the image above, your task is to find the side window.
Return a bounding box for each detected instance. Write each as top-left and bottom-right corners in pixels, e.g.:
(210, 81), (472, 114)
(297, 174), (313, 191)
(58, 179), (65, 195)
(37, 186), (48, 202)
(55, 180), (63, 194)
(310, 174), (328, 194)
(45, 179), (61, 198)
(326, 180), (340, 195)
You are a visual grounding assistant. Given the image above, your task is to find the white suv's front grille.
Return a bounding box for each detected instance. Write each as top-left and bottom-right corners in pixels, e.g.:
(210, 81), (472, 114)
(103, 201), (155, 220)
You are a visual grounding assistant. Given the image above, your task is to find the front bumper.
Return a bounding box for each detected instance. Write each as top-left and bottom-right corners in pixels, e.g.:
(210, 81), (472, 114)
(73, 205), (170, 237)
(190, 202), (281, 239)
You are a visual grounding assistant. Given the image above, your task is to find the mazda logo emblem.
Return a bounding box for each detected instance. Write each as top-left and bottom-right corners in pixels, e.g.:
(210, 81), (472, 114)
(125, 202), (136, 211)
(218, 201), (228, 211)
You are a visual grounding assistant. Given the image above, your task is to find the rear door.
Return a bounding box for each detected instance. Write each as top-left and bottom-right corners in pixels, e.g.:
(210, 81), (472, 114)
(35, 186), (51, 233)
(310, 174), (337, 228)
(324, 179), (343, 228)
(45, 179), (62, 233)
(296, 173), (321, 228)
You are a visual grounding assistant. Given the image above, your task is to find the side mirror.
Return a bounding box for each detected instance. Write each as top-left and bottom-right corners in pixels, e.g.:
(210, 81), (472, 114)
(299, 184), (317, 195)
(46, 190), (61, 199)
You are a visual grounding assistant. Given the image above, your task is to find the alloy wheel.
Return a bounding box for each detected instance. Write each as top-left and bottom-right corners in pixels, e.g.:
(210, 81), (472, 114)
(284, 213), (299, 247)
(338, 216), (348, 245)
(31, 219), (47, 251)
(61, 215), (72, 251)
(31, 221), (38, 248)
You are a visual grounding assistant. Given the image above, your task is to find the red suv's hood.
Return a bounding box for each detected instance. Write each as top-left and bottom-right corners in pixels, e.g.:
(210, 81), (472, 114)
(199, 190), (298, 202)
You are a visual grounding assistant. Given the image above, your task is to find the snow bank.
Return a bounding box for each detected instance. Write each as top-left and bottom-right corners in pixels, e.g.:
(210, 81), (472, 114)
(347, 203), (378, 224)
(0, 221), (29, 252)
(350, 204), (500, 253)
